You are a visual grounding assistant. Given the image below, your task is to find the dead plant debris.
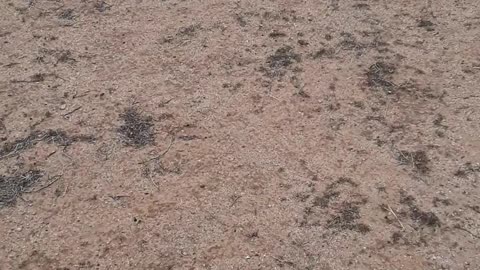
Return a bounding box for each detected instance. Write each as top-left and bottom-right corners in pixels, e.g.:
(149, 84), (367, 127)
(400, 192), (441, 228)
(0, 130), (95, 160)
(326, 202), (371, 233)
(397, 150), (431, 174)
(264, 46), (301, 77)
(117, 108), (154, 147)
(0, 170), (43, 206)
(367, 62), (396, 93)
(454, 162), (480, 178)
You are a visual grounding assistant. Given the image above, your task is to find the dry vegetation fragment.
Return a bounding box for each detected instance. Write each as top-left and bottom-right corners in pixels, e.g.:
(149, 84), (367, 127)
(117, 108), (155, 147)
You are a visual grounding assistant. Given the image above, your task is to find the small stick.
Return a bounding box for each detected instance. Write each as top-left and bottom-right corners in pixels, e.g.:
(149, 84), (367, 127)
(26, 175), (62, 193)
(139, 136), (175, 164)
(387, 204), (405, 230)
(109, 195), (130, 200)
(148, 175), (159, 189)
(63, 106), (82, 118)
(454, 225), (480, 239)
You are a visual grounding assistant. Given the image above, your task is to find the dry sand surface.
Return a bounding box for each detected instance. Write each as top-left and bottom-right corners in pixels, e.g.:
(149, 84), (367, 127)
(1, 0), (480, 269)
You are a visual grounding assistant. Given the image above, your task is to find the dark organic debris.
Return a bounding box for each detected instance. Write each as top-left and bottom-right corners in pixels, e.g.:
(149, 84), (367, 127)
(418, 20), (435, 31)
(397, 150), (430, 174)
(297, 40), (308, 46)
(353, 3), (370, 9)
(454, 162), (480, 178)
(367, 62), (396, 93)
(326, 202), (371, 233)
(0, 130), (95, 160)
(400, 192), (441, 228)
(177, 135), (200, 141)
(265, 46), (301, 77)
(467, 205), (480, 214)
(339, 32), (365, 51)
(313, 191), (339, 208)
(410, 207), (441, 227)
(177, 24), (201, 37)
(311, 48), (334, 59)
(0, 170), (43, 206)
(11, 73), (45, 83)
(235, 14), (247, 27)
(269, 31), (287, 38)
(58, 9), (75, 20)
(94, 1), (111, 12)
(11, 73), (62, 84)
(314, 177), (358, 208)
(326, 177), (358, 190)
(56, 50), (76, 64)
(117, 108), (154, 147)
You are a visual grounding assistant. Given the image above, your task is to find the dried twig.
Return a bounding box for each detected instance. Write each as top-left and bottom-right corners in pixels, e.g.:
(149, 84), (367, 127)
(139, 136), (175, 164)
(383, 204), (405, 230)
(454, 225), (480, 239)
(63, 106), (82, 118)
(25, 175), (62, 193)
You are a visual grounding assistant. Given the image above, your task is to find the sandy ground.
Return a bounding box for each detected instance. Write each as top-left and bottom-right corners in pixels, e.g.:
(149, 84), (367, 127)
(1, 0), (480, 269)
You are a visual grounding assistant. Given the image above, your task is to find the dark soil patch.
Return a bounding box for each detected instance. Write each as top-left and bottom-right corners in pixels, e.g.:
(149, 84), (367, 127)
(117, 108), (154, 147)
(0, 130), (95, 160)
(0, 170), (44, 206)
(397, 150), (430, 174)
(366, 62), (396, 93)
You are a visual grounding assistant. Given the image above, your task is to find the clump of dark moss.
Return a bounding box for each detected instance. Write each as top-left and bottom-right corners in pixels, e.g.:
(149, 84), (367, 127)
(117, 108), (154, 147)
(0, 170), (43, 206)
(367, 62), (396, 93)
(397, 150), (430, 174)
